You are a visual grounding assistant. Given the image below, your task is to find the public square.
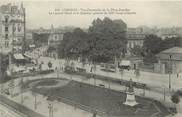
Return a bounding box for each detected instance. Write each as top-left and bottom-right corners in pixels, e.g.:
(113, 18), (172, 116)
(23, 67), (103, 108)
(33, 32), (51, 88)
(1, 1), (182, 117)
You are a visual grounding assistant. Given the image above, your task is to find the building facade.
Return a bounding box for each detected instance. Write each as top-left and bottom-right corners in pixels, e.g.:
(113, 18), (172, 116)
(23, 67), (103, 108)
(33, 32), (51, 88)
(32, 25), (64, 47)
(155, 47), (182, 74)
(0, 3), (25, 54)
(156, 27), (181, 40)
(127, 27), (146, 49)
(48, 25), (64, 46)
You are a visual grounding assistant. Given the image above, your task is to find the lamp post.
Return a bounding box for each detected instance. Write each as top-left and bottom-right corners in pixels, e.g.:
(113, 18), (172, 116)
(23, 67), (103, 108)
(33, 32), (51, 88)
(120, 69), (123, 85)
(48, 101), (53, 117)
(108, 78), (110, 90)
(22, 3), (26, 54)
(56, 67), (59, 78)
(160, 85), (167, 102)
(31, 91), (37, 110)
(21, 77), (24, 104)
(169, 55), (172, 90)
(163, 86), (166, 101)
(143, 85), (145, 96)
(0, 46), (3, 94)
(92, 63), (96, 86)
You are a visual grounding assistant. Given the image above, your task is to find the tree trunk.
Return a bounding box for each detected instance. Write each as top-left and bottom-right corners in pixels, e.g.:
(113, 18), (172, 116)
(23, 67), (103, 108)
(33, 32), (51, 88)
(176, 102), (182, 114)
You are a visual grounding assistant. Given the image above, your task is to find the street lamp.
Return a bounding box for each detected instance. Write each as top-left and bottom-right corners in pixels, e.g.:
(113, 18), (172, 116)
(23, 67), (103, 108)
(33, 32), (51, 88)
(21, 78), (24, 104)
(162, 85), (166, 101)
(120, 69), (123, 85)
(169, 55), (172, 90)
(93, 74), (96, 86)
(31, 91), (37, 110)
(48, 101), (53, 117)
(89, 61), (97, 86)
(92, 63), (97, 86)
(56, 67), (59, 78)
(0, 47), (3, 94)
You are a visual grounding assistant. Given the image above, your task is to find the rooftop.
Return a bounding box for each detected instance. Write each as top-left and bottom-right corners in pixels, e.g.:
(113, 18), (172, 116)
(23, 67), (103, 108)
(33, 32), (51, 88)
(0, 3), (24, 15)
(159, 47), (182, 54)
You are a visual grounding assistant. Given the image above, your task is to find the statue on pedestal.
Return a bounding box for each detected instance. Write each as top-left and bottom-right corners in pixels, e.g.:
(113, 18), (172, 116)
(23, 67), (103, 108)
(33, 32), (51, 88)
(124, 79), (138, 106)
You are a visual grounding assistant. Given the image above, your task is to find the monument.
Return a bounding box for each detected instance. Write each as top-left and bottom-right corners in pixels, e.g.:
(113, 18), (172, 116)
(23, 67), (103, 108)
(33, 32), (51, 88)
(124, 79), (138, 106)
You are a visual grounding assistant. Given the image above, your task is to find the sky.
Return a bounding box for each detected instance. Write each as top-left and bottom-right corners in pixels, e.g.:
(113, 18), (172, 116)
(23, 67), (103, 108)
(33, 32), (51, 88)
(1, 0), (182, 29)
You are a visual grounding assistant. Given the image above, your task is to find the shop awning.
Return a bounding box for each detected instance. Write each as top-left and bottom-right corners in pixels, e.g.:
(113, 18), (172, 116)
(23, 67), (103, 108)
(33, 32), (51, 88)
(14, 54), (25, 60)
(29, 44), (35, 48)
(120, 60), (131, 66)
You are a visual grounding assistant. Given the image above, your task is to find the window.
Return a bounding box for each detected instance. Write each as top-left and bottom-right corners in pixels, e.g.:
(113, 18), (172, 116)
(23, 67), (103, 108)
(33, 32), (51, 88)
(5, 17), (8, 23)
(5, 26), (8, 32)
(54, 35), (57, 40)
(5, 41), (9, 48)
(5, 34), (8, 39)
(12, 25), (16, 32)
(18, 24), (21, 32)
(129, 42), (132, 48)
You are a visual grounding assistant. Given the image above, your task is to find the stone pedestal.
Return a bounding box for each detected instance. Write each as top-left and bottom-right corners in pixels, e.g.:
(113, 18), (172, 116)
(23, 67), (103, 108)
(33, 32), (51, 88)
(123, 79), (138, 107)
(124, 92), (138, 106)
(175, 99), (182, 117)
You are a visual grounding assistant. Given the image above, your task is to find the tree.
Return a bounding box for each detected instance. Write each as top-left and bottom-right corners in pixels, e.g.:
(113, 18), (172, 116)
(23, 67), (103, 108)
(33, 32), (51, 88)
(160, 37), (182, 51)
(143, 52), (158, 64)
(58, 28), (89, 60)
(33, 33), (49, 47)
(88, 17), (127, 62)
(130, 45), (143, 56)
(48, 61), (52, 70)
(58, 17), (127, 63)
(143, 35), (182, 64)
(0, 53), (9, 83)
(143, 35), (162, 64)
(143, 35), (182, 55)
(143, 34), (163, 54)
(47, 46), (56, 53)
(171, 94), (180, 104)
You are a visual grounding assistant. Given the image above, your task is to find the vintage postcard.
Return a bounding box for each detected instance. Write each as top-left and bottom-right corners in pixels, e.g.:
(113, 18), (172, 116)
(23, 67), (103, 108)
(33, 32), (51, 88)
(0, 0), (182, 117)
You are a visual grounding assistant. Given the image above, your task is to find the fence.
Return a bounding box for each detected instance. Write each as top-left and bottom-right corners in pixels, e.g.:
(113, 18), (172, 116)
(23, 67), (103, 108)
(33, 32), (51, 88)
(0, 100), (27, 117)
(48, 95), (107, 117)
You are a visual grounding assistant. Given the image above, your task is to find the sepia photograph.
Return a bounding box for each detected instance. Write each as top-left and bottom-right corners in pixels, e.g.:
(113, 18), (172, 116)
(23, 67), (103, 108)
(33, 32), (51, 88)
(0, 0), (182, 117)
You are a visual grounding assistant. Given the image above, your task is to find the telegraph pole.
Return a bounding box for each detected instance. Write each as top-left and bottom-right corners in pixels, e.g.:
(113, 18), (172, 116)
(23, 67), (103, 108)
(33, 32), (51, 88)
(22, 3), (26, 54)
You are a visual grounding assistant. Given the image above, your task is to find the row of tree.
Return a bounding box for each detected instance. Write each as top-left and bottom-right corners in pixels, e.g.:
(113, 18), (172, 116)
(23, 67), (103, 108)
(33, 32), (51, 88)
(58, 17), (127, 63)
(0, 54), (9, 83)
(131, 35), (182, 64)
(57, 17), (182, 64)
(143, 35), (182, 54)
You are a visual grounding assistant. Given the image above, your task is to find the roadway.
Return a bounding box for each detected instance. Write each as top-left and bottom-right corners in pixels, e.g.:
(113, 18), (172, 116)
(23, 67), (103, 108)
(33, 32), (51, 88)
(37, 56), (182, 91)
